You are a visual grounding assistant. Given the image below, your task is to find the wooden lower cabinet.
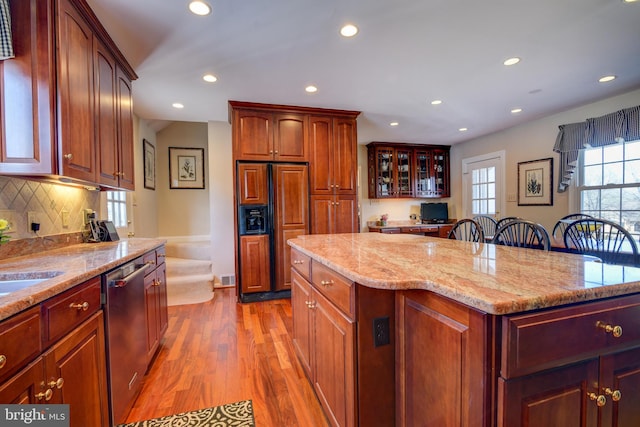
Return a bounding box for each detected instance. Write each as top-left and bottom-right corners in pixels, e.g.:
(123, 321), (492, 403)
(144, 248), (168, 363)
(0, 312), (109, 427)
(310, 195), (358, 234)
(239, 234), (271, 293)
(396, 290), (491, 427)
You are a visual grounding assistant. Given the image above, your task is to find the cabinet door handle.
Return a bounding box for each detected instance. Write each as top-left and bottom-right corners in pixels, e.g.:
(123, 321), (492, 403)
(587, 392), (606, 407)
(305, 301), (316, 309)
(154, 278), (162, 287)
(0, 354), (6, 369)
(320, 280), (335, 286)
(293, 260), (304, 265)
(36, 388), (53, 401)
(604, 387), (622, 401)
(274, 150), (278, 154)
(49, 377), (64, 389)
(63, 153), (73, 160)
(596, 321), (623, 337)
(69, 302), (89, 311)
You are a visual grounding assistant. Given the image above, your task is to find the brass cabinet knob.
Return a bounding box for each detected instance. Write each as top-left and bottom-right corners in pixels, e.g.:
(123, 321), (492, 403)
(36, 388), (53, 401)
(293, 260), (304, 265)
(305, 301), (316, 309)
(320, 280), (335, 286)
(604, 387), (622, 402)
(63, 153), (73, 160)
(596, 321), (623, 338)
(49, 377), (64, 389)
(587, 392), (606, 407)
(0, 354), (6, 369)
(154, 278), (162, 287)
(69, 302), (89, 311)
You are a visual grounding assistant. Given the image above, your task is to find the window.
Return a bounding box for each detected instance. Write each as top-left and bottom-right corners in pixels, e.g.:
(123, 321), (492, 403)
(106, 191), (128, 228)
(472, 166), (496, 215)
(578, 139), (640, 240)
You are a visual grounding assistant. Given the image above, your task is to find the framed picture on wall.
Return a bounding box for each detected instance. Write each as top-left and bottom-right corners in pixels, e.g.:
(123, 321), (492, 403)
(169, 147), (205, 189)
(143, 139), (155, 190)
(517, 157), (553, 206)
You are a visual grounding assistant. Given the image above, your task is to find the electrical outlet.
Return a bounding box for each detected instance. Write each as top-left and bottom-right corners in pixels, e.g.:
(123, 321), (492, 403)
(61, 210), (70, 228)
(27, 211), (38, 232)
(373, 316), (390, 347)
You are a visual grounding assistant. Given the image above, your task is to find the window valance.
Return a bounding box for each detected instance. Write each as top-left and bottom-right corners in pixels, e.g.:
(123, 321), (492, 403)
(553, 105), (640, 193)
(0, 0), (13, 60)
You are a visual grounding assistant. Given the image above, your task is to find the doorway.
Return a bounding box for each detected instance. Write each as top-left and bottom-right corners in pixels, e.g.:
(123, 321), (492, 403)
(462, 151), (505, 219)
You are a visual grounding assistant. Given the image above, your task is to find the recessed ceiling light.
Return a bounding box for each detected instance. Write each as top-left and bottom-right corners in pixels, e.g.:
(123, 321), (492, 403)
(172, 103), (184, 109)
(389, 122), (399, 127)
(623, 0), (637, 3)
(431, 100), (443, 105)
(459, 127), (468, 132)
(305, 85), (318, 93)
(340, 24), (358, 37)
(598, 75), (616, 83)
(503, 57), (521, 66)
(511, 108), (523, 114)
(189, 1), (211, 16)
(203, 74), (217, 83)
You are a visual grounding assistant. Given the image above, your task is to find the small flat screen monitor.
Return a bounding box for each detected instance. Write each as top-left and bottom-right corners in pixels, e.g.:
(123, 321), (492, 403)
(420, 203), (448, 224)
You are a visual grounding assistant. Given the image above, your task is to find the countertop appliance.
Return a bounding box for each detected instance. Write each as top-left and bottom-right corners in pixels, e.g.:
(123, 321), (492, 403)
(103, 258), (148, 425)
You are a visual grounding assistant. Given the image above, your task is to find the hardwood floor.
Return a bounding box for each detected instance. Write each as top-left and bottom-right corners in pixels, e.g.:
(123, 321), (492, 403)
(125, 287), (329, 427)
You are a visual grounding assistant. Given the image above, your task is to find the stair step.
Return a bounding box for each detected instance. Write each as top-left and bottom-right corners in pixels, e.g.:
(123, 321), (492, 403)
(165, 242), (212, 261)
(165, 274), (214, 306)
(166, 272), (214, 286)
(165, 257), (212, 276)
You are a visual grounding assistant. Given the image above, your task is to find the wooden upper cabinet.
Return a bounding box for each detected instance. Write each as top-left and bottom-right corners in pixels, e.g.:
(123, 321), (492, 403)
(231, 106), (308, 162)
(237, 163), (268, 205)
(309, 116), (358, 195)
(114, 66), (135, 190)
(0, 0), (55, 175)
(57, 0), (97, 183)
(95, 42), (118, 188)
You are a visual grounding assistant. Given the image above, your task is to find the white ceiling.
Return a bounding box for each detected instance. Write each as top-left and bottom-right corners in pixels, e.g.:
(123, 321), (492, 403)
(86, 0), (640, 145)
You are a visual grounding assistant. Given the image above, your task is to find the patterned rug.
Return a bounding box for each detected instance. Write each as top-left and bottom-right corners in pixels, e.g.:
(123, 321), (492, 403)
(117, 400), (255, 427)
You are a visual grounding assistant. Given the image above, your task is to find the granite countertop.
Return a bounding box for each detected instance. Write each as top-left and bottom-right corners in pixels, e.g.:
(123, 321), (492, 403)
(288, 233), (640, 315)
(0, 238), (165, 321)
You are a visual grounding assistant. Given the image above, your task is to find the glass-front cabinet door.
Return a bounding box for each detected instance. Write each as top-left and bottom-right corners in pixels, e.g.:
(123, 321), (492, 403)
(396, 148), (413, 197)
(375, 147), (394, 197)
(414, 150), (430, 197)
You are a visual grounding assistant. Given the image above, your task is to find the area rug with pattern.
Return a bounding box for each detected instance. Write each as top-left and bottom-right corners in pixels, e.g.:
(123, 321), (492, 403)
(117, 400), (255, 427)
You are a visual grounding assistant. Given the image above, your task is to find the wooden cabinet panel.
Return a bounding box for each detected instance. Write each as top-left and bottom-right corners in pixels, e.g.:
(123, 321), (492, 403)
(310, 195), (358, 235)
(498, 359), (599, 427)
(291, 250), (311, 281)
(598, 346), (640, 427)
(273, 164), (309, 290)
(312, 261), (354, 318)
(310, 195), (333, 235)
(144, 270), (160, 362)
(233, 110), (273, 160)
(0, 306), (41, 383)
(0, 358), (44, 404)
(334, 195), (358, 234)
(43, 311), (109, 427)
(239, 235), (271, 293)
(57, 0), (96, 183)
(0, 0), (55, 174)
(313, 288), (356, 427)
(144, 249), (168, 363)
(237, 163), (268, 205)
(274, 113), (308, 161)
(396, 290), (490, 427)
(95, 42), (118, 187)
(309, 116), (333, 194)
(291, 269), (313, 379)
(116, 66), (135, 190)
(333, 118), (357, 194)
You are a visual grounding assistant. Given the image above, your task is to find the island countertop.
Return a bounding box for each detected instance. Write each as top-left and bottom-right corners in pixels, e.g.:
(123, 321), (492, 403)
(287, 233), (640, 315)
(0, 238), (165, 321)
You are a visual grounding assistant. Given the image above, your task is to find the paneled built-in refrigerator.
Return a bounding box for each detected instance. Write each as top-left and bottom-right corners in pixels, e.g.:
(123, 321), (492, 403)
(236, 162), (309, 302)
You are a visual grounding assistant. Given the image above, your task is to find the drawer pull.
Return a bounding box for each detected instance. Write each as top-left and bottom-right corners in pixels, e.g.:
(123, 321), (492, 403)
(587, 392), (606, 407)
(145, 261), (156, 266)
(49, 377), (64, 389)
(0, 354), (6, 369)
(305, 301), (316, 309)
(320, 280), (335, 286)
(157, 253), (166, 258)
(69, 302), (89, 311)
(596, 321), (623, 338)
(293, 260), (305, 265)
(36, 388), (53, 401)
(604, 387), (622, 402)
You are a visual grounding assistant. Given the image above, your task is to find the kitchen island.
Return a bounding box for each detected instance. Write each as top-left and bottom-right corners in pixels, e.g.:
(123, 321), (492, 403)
(288, 232), (640, 427)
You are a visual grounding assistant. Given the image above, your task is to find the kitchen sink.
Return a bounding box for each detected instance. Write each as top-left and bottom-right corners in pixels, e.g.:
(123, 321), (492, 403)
(0, 273), (62, 297)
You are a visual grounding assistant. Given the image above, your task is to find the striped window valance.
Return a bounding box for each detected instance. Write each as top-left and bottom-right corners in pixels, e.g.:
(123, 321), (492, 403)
(0, 0), (13, 60)
(553, 105), (640, 193)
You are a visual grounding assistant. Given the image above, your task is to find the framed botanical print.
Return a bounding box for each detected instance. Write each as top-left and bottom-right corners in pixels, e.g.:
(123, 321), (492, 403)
(517, 158), (553, 206)
(143, 139), (155, 190)
(169, 147), (205, 189)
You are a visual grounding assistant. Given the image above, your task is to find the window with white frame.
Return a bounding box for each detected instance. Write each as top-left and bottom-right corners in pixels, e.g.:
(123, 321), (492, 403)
(577, 139), (640, 240)
(471, 166), (496, 215)
(106, 191), (128, 228)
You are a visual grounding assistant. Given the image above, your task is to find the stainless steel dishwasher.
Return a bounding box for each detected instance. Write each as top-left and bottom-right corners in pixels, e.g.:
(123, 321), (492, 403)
(103, 257), (148, 425)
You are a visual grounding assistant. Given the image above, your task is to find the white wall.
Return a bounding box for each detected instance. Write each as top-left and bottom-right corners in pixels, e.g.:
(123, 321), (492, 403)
(207, 121), (235, 281)
(131, 117), (159, 238)
(156, 122), (210, 237)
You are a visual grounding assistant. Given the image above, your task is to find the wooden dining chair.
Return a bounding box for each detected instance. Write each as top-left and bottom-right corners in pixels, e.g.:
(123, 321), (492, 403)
(448, 219), (484, 242)
(563, 218), (639, 266)
(495, 216), (521, 231)
(472, 215), (497, 240)
(551, 213), (594, 239)
(491, 219), (551, 251)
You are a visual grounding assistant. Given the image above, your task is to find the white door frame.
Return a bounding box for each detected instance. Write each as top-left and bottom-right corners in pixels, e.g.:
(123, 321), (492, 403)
(462, 150), (506, 219)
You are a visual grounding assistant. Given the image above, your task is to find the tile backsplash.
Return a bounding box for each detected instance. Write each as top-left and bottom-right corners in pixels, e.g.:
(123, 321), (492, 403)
(0, 176), (100, 240)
